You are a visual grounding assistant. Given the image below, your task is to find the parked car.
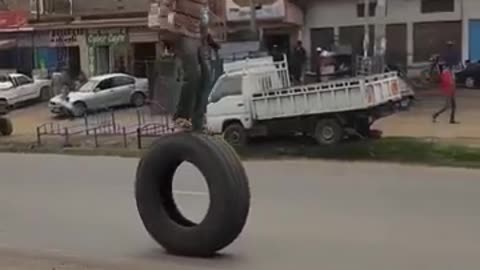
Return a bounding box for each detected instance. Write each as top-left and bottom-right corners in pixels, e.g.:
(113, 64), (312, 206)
(48, 73), (149, 117)
(0, 73), (51, 108)
(455, 63), (480, 89)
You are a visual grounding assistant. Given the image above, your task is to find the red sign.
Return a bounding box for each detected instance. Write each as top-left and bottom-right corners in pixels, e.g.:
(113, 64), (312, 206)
(0, 11), (28, 28)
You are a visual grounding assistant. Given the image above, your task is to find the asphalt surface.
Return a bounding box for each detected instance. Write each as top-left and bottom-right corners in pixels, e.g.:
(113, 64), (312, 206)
(1, 153), (480, 270)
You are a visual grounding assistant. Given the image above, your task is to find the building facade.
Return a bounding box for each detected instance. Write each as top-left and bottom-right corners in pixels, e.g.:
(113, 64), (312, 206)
(303, 0), (480, 70)
(225, 0), (304, 58)
(0, 0), (159, 78)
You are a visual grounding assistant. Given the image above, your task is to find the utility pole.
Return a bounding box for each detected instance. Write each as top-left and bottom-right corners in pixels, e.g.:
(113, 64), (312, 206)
(363, 0), (370, 58)
(374, 0), (387, 72)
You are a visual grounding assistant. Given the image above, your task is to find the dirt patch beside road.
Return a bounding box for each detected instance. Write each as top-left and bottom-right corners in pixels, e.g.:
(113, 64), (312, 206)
(374, 89), (480, 146)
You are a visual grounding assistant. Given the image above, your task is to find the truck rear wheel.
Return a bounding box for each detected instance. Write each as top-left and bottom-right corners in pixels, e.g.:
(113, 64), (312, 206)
(313, 118), (343, 146)
(223, 123), (247, 147)
(135, 133), (250, 257)
(0, 117), (13, 136)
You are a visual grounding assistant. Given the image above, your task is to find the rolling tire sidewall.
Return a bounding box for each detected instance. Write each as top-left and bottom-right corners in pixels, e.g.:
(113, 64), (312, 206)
(135, 133), (250, 257)
(223, 123), (247, 146)
(314, 119), (343, 146)
(0, 118), (13, 136)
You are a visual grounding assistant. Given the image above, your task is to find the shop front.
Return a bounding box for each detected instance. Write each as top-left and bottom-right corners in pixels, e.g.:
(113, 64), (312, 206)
(34, 29), (84, 77)
(128, 28), (158, 78)
(87, 28), (129, 76)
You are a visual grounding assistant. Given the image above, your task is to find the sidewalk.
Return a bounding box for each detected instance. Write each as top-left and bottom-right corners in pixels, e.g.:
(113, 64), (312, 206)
(374, 89), (480, 146)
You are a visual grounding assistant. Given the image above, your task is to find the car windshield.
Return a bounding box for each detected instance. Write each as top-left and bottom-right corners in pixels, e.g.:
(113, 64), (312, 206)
(79, 80), (99, 92)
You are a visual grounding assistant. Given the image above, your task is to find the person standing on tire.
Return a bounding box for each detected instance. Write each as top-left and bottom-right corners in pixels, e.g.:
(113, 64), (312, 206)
(173, 7), (220, 131)
(433, 64), (459, 124)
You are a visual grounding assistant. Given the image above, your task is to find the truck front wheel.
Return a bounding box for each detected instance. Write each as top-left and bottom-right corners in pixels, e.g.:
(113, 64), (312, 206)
(0, 117), (13, 136)
(223, 123), (247, 147)
(313, 118), (343, 146)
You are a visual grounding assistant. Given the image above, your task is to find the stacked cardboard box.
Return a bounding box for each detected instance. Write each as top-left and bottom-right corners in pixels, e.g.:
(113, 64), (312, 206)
(148, 0), (225, 40)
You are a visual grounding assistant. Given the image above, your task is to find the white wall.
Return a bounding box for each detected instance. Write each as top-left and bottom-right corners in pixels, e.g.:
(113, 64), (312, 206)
(303, 0), (467, 65)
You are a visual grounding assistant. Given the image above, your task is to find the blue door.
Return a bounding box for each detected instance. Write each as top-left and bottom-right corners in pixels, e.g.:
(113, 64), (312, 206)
(469, 20), (480, 62)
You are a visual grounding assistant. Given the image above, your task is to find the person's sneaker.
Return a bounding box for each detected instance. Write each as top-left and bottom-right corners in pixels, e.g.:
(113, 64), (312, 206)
(432, 116), (437, 123)
(450, 120), (460, 125)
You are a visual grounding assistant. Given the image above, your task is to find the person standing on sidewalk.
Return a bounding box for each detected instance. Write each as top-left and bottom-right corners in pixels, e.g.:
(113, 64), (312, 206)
(432, 64), (459, 124)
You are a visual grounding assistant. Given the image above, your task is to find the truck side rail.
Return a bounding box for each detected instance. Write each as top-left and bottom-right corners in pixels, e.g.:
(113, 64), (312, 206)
(250, 72), (402, 121)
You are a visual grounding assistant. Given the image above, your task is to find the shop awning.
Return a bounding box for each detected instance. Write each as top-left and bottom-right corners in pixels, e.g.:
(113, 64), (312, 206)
(0, 39), (16, 50)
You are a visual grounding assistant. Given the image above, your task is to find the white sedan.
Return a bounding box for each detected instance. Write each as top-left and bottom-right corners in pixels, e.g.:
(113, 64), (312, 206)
(0, 73), (52, 107)
(49, 73), (149, 117)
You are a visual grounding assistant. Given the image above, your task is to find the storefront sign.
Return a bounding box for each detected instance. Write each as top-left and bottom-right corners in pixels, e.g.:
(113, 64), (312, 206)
(226, 0), (286, 22)
(87, 29), (127, 46)
(0, 11), (27, 28)
(50, 29), (84, 46)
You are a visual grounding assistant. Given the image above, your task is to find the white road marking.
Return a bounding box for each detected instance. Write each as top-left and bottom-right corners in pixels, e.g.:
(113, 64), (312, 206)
(173, 190), (209, 196)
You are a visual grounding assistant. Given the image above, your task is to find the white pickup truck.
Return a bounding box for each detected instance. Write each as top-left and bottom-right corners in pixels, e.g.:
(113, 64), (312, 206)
(206, 56), (414, 146)
(0, 73), (51, 108)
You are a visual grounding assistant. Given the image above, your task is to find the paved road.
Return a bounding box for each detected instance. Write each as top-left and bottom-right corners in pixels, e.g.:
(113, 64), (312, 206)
(1, 154), (480, 270)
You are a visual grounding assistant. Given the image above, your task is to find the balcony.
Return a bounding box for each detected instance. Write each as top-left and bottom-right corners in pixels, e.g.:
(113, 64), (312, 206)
(225, 0), (303, 26)
(31, 0), (72, 16)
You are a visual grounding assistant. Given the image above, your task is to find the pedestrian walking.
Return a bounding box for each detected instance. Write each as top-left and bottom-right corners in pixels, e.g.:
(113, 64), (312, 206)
(291, 41), (307, 84)
(432, 64), (459, 124)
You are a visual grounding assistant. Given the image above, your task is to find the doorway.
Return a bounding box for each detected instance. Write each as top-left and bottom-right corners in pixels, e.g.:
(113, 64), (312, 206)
(264, 34), (290, 59)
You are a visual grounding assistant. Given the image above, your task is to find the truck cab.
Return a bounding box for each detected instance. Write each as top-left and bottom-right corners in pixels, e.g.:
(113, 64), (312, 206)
(206, 56), (288, 144)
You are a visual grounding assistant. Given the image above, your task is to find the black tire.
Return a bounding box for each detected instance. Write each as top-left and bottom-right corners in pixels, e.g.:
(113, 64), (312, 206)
(72, 102), (87, 117)
(354, 117), (371, 138)
(0, 117), (13, 136)
(313, 118), (343, 146)
(39, 87), (51, 102)
(131, 92), (146, 107)
(223, 123), (247, 147)
(135, 133), (251, 257)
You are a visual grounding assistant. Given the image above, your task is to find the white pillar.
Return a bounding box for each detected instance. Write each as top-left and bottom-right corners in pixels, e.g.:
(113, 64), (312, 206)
(406, 22), (414, 66)
(77, 35), (90, 77)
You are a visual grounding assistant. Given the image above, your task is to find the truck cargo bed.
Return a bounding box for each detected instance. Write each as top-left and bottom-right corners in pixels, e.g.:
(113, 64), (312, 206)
(250, 72), (401, 121)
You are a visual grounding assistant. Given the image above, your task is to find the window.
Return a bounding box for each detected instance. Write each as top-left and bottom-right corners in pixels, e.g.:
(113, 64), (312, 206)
(97, 78), (114, 90)
(16, 76), (33, 86)
(421, 0), (454, 13)
(112, 76), (134, 88)
(209, 75), (242, 103)
(357, 1), (377, 17)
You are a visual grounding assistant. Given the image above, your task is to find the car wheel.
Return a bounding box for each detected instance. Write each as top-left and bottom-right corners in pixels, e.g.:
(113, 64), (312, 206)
(313, 118), (343, 146)
(465, 77), (476, 89)
(135, 133), (251, 257)
(39, 87), (51, 102)
(0, 117), (13, 136)
(131, 92), (146, 107)
(223, 123), (247, 147)
(72, 102), (87, 117)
